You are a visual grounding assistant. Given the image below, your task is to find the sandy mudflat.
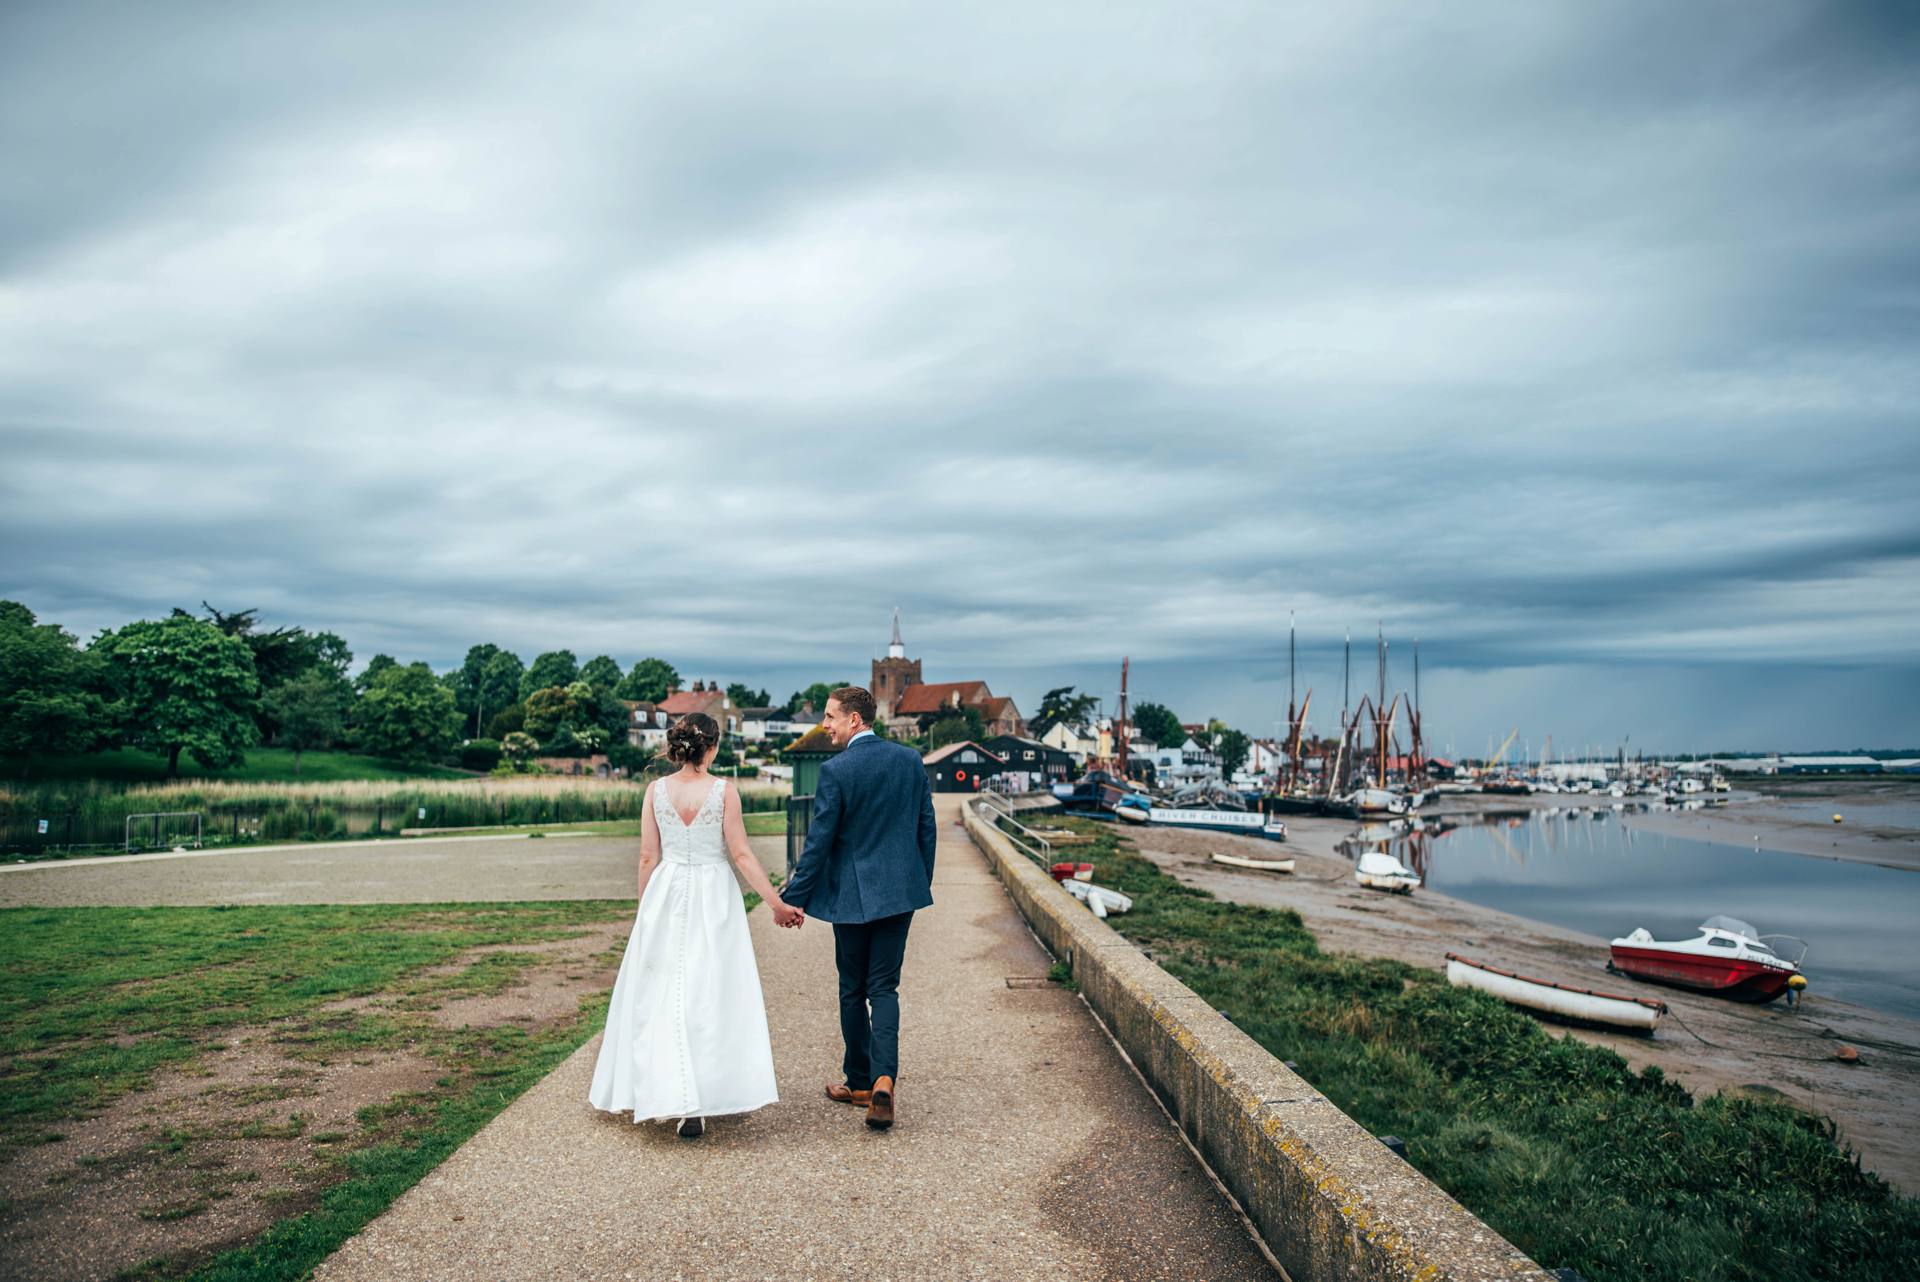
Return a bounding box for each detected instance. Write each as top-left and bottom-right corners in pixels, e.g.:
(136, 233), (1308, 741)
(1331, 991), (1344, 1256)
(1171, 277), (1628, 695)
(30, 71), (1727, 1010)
(1123, 812), (1920, 1195)
(1622, 784), (1920, 872)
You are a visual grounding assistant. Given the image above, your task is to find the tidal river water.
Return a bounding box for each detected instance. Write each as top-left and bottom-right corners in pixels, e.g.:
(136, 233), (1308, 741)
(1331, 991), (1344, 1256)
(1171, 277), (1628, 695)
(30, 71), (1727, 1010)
(1369, 806), (1920, 1020)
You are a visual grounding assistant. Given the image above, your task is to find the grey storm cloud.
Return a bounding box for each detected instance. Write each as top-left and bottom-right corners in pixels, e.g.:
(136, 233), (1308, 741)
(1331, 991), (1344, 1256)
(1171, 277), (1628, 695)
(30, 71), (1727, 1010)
(3, 0), (1917, 748)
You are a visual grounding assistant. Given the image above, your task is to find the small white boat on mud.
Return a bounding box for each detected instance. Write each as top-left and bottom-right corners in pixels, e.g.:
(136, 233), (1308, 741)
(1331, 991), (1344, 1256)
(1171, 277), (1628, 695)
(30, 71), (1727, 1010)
(1061, 878), (1133, 919)
(1210, 851), (1296, 874)
(1354, 850), (1421, 893)
(1445, 952), (1667, 1035)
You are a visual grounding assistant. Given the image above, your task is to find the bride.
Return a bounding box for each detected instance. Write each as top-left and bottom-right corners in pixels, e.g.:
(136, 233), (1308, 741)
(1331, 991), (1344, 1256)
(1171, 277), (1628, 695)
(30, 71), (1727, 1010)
(588, 712), (802, 1137)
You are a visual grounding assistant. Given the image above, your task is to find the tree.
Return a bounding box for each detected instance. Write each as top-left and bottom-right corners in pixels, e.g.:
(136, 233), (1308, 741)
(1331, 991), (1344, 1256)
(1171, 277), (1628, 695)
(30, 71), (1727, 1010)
(355, 654), (398, 693)
(91, 615), (260, 777)
(261, 669), (350, 774)
(0, 601), (118, 760)
(927, 712), (982, 749)
(1031, 685), (1099, 738)
(519, 650), (579, 702)
(523, 681), (596, 745)
(486, 702), (526, 739)
(173, 605), (351, 742)
(726, 682), (770, 709)
(353, 662), (460, 764)
(616, 657), (679, 703)
(580, 655), (623, 693)
(785, 681), (846, 715)
(1213, 728), (1251, 777)
(1132, 701), (1184, 748)
(450, 644), (523, 739)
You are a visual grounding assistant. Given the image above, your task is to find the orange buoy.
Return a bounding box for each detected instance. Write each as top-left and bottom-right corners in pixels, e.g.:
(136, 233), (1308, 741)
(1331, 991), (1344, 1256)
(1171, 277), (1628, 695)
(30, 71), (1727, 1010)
(1834, 1045), (1860, 1063)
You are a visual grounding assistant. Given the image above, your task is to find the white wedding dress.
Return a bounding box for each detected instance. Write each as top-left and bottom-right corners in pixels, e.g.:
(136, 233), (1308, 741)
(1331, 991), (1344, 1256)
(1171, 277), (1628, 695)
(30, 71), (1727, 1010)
(588, 776), (779, 1121)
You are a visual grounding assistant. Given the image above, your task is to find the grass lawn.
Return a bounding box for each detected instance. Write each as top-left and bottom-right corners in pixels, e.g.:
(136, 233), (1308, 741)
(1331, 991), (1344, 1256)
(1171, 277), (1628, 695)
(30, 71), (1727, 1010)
(0, 898), (748, 1281)
(2, 748), (471, 785)
(1010, 815), (1920, 1282)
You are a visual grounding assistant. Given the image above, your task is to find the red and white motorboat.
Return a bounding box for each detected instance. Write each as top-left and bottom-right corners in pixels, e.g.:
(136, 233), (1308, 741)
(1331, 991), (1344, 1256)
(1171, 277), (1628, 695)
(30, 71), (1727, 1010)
(1608, 916), (1807, 1003)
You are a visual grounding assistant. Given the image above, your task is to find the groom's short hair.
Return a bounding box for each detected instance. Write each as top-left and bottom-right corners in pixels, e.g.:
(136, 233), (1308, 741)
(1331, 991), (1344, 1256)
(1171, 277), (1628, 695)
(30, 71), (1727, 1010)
(829, 685), (876, 726)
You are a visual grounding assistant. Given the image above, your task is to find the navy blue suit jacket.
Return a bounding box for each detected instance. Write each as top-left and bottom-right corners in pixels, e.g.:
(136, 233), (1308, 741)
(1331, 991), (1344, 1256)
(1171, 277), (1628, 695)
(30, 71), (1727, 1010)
(782, 733), (936, 924)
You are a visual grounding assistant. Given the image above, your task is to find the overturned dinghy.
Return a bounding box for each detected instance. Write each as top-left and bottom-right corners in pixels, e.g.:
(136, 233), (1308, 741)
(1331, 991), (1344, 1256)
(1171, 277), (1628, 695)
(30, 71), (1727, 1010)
(1355, 850), (1421, 893)
(1211, 851), (1295, 874)
(1061, 878), (1133, 919)
(1446, 952), (1666, 1035)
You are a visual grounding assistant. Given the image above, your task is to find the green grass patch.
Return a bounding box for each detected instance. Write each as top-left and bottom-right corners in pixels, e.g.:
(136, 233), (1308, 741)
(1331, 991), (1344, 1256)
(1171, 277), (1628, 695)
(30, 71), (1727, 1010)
(0, 902), (627, 1139)
(1019, 815), (1920, 1281)
(1, 895), (776, 1282)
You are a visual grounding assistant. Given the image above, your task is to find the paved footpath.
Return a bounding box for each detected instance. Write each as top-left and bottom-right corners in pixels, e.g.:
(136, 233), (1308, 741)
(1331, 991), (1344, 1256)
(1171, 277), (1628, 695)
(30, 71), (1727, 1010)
(311, 795), (1277, 1281)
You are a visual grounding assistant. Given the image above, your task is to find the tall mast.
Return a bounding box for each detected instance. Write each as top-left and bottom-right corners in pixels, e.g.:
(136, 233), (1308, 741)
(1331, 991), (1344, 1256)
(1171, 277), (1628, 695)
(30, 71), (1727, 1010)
(1116, 657), (1131, 780)
(1286, 613), (1297, 792)
(1342, 630), (1351, 729)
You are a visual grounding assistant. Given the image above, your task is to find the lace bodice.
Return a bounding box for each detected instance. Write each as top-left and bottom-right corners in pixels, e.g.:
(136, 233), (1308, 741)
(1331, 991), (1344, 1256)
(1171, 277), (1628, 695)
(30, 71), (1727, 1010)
(655, 777), (729, 866)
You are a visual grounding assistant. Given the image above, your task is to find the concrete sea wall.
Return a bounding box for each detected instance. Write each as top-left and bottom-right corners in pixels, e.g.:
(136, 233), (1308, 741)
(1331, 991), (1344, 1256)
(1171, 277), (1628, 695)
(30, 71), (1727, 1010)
(963, 803), (1554, 1282)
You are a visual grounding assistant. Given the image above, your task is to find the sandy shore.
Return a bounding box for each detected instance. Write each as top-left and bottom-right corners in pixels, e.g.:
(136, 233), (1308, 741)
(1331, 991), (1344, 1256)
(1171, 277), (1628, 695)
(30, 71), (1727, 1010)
(1622, 789), (1920, 872)
(1119, 811), (1920, 1195)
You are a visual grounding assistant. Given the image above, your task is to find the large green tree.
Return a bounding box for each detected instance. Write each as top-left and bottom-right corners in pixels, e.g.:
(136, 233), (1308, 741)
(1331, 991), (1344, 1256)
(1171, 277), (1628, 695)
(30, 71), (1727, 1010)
(91, 615), (260, 777)
(353, 662), (460, 764)
(523, 681), (594, 744)
(579, 655), (623, 692)
(450, 644), (524, 738)
(1031, 685), (1099, 738)
(172, 604), (350, 743)
(354, 654), (398, 693)
(1213, 728), (1252, 776)
(1131, 701), (1185, 747)
(519, 650), (579, 702)
(0, 601), (119, 761)
(261, 669), (351, 774)
(615, 657), (679, 703)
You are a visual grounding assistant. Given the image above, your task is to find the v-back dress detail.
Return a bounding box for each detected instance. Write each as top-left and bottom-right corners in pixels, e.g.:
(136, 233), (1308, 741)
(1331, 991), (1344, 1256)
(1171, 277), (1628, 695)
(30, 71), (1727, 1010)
(588, 777), (778, 1121)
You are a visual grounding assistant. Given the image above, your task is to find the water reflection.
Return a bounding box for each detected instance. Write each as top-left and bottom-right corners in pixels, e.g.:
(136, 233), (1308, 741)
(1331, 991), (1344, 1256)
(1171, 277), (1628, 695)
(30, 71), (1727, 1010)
(1349, 807), (1920, 1020)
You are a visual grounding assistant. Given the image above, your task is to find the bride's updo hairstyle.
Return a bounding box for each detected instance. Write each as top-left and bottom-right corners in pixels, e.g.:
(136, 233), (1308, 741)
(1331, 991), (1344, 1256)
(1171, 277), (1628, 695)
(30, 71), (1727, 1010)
(665, 712), (720, 766)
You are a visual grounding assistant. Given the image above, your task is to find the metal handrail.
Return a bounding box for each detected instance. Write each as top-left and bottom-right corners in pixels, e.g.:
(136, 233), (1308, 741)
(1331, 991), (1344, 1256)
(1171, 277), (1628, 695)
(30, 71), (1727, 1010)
(973, 794), (1052, 862)
(977, 787), (1014, 818)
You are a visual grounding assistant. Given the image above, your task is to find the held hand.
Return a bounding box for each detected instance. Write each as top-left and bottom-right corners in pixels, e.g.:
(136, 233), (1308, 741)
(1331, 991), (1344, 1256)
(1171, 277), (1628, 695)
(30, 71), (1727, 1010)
(772, 901), (804, 929)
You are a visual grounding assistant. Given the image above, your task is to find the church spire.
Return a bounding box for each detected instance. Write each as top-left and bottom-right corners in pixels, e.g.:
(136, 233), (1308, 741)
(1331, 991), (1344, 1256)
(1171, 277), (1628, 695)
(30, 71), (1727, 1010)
(887, 607), (905, 659)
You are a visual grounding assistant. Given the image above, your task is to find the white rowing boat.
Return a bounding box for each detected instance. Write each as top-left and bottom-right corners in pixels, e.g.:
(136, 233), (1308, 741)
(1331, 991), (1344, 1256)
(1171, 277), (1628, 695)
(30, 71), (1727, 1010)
(1210, 852), (1295, 874)
(1445, 952), (1666, 1034)
(1354, 850), (1420, 893)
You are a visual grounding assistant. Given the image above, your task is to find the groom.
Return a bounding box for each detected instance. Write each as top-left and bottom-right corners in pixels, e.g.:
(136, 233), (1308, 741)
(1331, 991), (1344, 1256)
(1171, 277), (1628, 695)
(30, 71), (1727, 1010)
(779, 685), (936, 1130)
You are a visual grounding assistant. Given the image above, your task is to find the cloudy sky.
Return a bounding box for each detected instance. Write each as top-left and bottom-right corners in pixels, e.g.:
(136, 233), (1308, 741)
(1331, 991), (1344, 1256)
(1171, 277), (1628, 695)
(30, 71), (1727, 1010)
(4, 1), (1917, 753)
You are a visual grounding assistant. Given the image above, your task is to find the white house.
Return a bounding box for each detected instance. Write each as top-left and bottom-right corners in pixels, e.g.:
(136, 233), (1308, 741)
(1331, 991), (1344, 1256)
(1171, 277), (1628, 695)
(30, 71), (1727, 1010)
(625, 701), (670, 750)
(737, 707), (778, 743)
(1145, 737), (1221, 785)
(1041, 722), (1099, 762)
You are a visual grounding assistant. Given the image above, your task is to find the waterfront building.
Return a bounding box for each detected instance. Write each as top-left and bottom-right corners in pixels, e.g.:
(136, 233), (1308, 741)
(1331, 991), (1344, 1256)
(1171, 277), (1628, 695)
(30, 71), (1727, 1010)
(867, 610), (1027, 737)
(981, 734), (1074, 792)
(922, 740), (1006, 793)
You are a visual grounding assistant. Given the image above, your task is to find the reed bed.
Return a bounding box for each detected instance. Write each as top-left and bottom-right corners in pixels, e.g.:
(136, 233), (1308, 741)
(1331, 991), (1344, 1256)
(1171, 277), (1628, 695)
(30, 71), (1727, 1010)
(0, 774), (789, 851)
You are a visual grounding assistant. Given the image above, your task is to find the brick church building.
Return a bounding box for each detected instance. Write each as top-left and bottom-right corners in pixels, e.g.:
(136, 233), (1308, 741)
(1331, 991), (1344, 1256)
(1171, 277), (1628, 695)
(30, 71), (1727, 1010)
(871, 610), (1026, 739)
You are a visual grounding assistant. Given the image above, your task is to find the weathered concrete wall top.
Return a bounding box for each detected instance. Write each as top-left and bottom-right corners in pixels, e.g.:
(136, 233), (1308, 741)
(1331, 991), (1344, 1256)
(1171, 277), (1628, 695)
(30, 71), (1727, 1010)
(964, 803), (1554, 1282)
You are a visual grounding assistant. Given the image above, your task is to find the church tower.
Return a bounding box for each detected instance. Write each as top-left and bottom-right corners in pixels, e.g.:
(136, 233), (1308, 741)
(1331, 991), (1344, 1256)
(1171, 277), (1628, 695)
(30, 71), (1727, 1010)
(870, 607), (922, 722)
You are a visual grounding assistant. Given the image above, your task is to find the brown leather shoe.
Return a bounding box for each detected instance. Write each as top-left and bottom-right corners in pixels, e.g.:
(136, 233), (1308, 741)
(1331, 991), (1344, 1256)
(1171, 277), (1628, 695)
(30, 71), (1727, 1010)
(866, 1076), (895, 1130)
(825, 1082), (872, 1106)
